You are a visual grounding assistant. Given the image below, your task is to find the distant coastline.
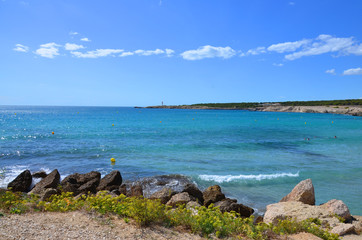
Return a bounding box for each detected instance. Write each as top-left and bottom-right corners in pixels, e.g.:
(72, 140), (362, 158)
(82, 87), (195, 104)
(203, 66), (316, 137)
(141, 99), (362, 116)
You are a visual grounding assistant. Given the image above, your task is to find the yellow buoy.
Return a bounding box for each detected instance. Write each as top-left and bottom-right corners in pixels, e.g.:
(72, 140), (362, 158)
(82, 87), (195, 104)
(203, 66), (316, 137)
(111, 158), (116, 163)
(277, 118), (279, 120)
(332, 121), (334, 124)
(112, 124), (114, 126)
(160, 121), (162, 123)
(52, 131), (54, 135)
(14, 113), (16, 115)
(192, 118), (194, 120)
(305, 122), (307, 124)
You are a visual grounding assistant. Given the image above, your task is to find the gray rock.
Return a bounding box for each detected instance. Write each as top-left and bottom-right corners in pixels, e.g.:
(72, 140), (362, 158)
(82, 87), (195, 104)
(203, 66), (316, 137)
(280, 179), (315, 205)
(8, 170), (32, 192)
(96, 170), (122, 192)
(119, 184), (127, 196)
(149, 187), (176, 204)
(32, 171), (48, 179)
(40, 188), (58, 201)
(60, 171), (100, 195)
(321, 199), (352, 221)
(331, 223), (355, 236)
(128, 185), (143, 197)
(167, 192), (195, 207)
(30, 169), (60, 194)
(203, 185), (225, 207)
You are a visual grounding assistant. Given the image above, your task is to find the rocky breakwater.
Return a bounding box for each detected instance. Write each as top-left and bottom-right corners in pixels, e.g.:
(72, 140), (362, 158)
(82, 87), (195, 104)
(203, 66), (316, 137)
(264, 179), (362, 237)
(6, 169), (254, 218)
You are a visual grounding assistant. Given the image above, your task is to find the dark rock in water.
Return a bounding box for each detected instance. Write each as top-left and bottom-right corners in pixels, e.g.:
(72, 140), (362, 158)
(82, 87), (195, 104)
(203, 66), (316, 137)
(32, 171), (48, 179)
(29, 169), (60, 194)
(150, 187), (176, 204)
(182, 184), (204, 205)
(167, 192), (195, 207)
(8, 170), (32, 192)
(203, 185), (225, 207)
(214, 198), (254, 217)
(97, 170), (122, 192)
(119, 184), (127, 196)
(128, 185), (143, 197)
(60, 171), (100, 195)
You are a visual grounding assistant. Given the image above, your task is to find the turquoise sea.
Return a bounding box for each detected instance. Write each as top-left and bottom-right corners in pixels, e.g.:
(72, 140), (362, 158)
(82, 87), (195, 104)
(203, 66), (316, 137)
(0, 106), (361, 215)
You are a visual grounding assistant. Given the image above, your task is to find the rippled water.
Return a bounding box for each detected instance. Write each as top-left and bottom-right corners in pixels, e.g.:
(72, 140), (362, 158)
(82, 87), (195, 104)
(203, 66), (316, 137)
(0, 106), (361, 214)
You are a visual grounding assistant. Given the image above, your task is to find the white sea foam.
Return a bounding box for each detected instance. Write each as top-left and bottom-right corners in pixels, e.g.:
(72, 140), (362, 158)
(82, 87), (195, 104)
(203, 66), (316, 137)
(199, 172), (299, 183)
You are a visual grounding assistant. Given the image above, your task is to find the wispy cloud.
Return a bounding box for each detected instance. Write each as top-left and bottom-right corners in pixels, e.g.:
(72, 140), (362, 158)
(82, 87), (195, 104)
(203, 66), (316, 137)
(71, 49), (123, 58)
(134, 49), (165, 56)
(165, 49), (175, 57)
(325, 69), (336, 75)
(343, 67), (362, 76)
(80, 37), (91, 42)
(35, 42), (61, 58)
(273, 63), (284, 67)
(240, 46), (266, 56)
(69, 31), (79, 36)
(119, 51), (134, 57)
(13, 44), (29, 52)
(64, 43), (85, 51)
(267, 39), (309, 53)
(181, 45), (236, 60)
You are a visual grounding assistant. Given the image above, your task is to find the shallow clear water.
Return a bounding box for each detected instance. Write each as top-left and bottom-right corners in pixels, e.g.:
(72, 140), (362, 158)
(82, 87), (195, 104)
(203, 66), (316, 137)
(0, 106), (361, 214)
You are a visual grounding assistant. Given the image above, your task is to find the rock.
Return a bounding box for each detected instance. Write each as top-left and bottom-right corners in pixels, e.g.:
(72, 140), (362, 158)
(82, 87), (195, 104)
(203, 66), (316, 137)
(280, 179), (315, 205)
(29, 169), (60, 194)
(166, 192), (195, 207)
(128, 185), (143, 197)
(203, 185), (225, 207)
(60, 171), (100, 195)
(186, 201), (201, 209)
(331, 223), (356, 236)
(40, 188), (58, 201)
(255, 216), (263, 224)
(119, 184), (127, 196)
(7, 170), (32, 192)
(321, 199), (352, 221)
(32, 171), (48, 179)
(182, 184), (204, 205)
(96, 170), (122, 192)
(149, 187), (176, 204)
(214, 198), (254, 217)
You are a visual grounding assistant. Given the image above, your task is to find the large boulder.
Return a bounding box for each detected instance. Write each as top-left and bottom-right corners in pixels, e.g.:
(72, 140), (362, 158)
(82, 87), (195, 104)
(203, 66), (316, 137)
(321, 199), (352, 221)
(264, 201), (355, 236)
(182, 184), (204, 205)
(30, 169), (60, 195)
(128, 185), (143, 197)
(166, 192), (195, 207)
(96, 170), (122, 192)
(214, 198), (254, 217)
(60, 171), (100, 195)
(149, 187), (176, 204)
(280, 179), (315, 205)
(7, 170), (32, 192)
(203, 185), (225, 207)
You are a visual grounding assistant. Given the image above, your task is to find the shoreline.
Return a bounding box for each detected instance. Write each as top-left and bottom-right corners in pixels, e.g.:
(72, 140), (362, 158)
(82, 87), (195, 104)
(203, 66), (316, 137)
(141, 105), (362, 116)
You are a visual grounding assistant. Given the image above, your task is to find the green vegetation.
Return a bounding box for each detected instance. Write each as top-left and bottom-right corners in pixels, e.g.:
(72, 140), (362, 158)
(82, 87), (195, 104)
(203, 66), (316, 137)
(1, 190), (340, 240)
(189, 99), (362, 109)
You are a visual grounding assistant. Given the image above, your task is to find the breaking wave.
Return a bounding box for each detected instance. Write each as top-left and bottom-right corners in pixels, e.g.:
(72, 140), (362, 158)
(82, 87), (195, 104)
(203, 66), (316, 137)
(199, 172), (299, 183)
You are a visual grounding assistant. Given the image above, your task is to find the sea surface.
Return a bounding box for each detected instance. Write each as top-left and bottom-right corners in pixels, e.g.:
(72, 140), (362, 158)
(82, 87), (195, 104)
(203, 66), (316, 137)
(0, 106), (361, 215)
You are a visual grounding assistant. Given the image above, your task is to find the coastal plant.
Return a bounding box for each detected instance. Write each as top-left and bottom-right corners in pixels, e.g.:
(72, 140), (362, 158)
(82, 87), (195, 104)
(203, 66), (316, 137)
(0, 190), (27, 213)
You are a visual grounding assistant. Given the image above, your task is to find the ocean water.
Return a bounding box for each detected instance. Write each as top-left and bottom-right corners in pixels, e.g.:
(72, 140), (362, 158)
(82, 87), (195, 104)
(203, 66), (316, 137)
(0, 106), (361, 215)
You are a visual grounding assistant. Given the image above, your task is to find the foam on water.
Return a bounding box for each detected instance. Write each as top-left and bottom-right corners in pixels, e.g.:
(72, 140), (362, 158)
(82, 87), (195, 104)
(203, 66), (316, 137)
(199, 172), (300, 183)
(0, 165), (29, 188)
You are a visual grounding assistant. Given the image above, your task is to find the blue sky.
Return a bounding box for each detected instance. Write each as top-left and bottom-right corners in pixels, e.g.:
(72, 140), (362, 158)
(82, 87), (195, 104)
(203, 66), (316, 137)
(1, 0), (362, 106)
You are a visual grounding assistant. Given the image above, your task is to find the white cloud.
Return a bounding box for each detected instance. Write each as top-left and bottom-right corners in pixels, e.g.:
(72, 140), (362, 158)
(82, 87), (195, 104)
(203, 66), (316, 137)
(181, 45), (236, 60)
(285, 34), (356, 60)
(241, 46), (266, 56)
(165, 49), (175, 57)
(325, 69), (336, 75)
(273, 63), (284, 67)
(119, 51), (134, 57)
(343, 67), (362, 76)
(267, 39), (309, 53)
(71, 49), (123, 58)
(13, 44), (29, 52)
(80, 37), (91, 42)
(345, 43), (362, 55)
(35, 42), (61, 58)
(134, 49), (165, 56)
(69, 31), (78, 35)
(64, 43), (84, 51)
